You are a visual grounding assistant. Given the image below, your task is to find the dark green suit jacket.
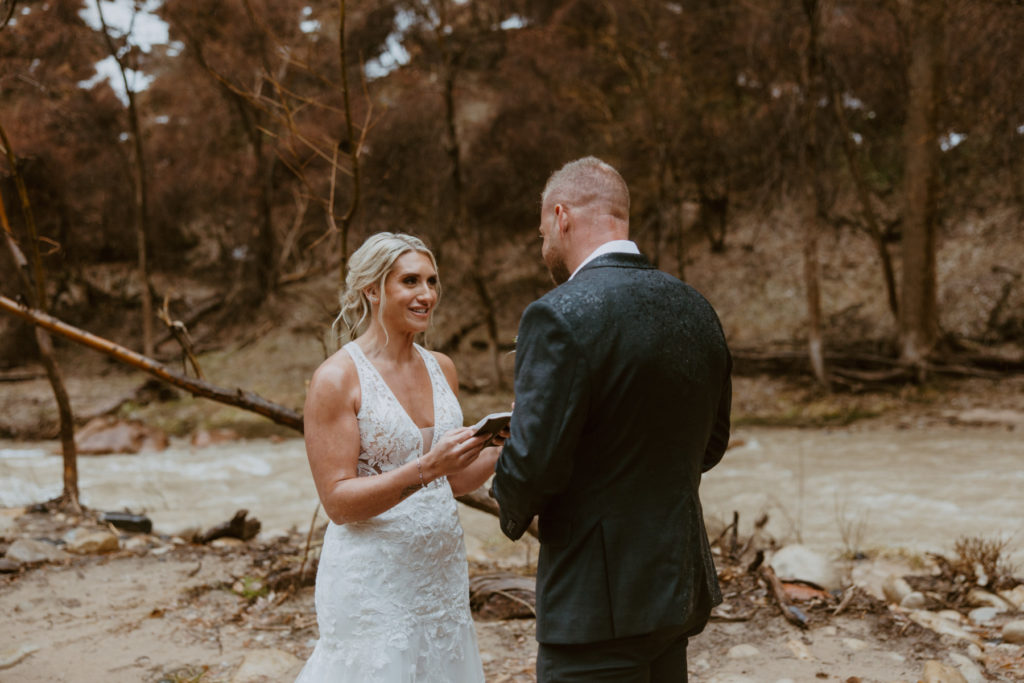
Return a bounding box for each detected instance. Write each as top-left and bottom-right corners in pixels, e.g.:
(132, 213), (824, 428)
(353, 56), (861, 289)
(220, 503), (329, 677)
(491, 252), (732, 644)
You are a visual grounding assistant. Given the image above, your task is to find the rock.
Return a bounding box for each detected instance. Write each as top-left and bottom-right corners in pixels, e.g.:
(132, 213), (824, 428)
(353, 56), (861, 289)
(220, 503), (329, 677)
(769, 544), (842, 592)
(211, 537), (246, 549)
(999, 585), (1024, 610)
(5, 538), (68, 564)
(922, 660), (968, 683)
(0, 558), (20, 573)
(948, 653), (985, 683)
(0, 644), (39, 670)
(1003, 620), (1024, 644)
(901, 591), (928, 609)
(230, 648), (304, 683)
(727, 643), (760, 658)
(968, 607), (1000, 624)
(966, 587), (1012, 610)
(882, 574), (913, 604)
(785, 639), (813, 661)
(63, 528), (119, 554)
(191, 427), (241, 448)
(707, 676), (758, 683)
(842, 637), (868, 652)
(75, 416), (168, 455)
(909, 611), (983, 647)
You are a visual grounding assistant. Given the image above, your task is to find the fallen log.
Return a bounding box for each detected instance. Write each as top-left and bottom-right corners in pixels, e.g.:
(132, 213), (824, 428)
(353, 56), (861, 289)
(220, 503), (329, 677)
(0, 294), (303, 432)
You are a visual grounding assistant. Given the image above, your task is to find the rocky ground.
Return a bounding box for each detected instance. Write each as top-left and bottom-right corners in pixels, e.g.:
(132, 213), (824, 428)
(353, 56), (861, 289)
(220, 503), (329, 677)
(1, 487), (1023, 683)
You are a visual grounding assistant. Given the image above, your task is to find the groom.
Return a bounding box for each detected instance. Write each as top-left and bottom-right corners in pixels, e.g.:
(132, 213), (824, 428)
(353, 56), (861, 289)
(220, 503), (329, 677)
(491, 157), (732, 681)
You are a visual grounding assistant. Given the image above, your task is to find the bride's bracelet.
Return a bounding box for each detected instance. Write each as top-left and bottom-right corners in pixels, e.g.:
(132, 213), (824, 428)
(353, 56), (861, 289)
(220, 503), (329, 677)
(416, 456), (426, 488)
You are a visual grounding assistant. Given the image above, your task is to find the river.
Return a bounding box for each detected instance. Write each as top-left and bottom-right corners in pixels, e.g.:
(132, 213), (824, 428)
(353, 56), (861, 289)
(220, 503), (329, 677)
(2, 425), (1022, 566)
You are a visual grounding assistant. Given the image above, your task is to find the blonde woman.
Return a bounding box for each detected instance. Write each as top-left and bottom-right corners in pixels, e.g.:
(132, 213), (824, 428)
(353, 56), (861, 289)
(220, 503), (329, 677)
(297, 233), (501, 682)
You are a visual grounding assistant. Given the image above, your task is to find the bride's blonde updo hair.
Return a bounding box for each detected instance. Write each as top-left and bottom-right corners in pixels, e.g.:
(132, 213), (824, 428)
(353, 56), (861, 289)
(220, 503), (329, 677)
(333, 232), (440, 346)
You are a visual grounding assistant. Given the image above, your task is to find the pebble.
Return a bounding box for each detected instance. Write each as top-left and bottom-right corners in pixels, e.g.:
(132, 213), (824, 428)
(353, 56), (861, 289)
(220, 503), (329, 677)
(900, 591), (928, 609)
(967, 607), (999, 624)
(785, 639), (813, 661)
(842, 637), (868, 651)
(966, 587), (1011, 611)
(947, 653), (985, 683)
(4, 538), (68, 564)
(1003, 620), (1024, 644)
(883, 574), (913, 604)
(999, 585), (1024, 609)
(727, 643), (760, 658)
(63, 528), (119, 554)
(921, 660), (967, 683)
(909, 611), (982, 647)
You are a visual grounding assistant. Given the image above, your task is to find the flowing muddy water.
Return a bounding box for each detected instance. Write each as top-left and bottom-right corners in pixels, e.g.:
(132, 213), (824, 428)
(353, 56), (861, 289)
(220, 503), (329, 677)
(1, 425), (1022, 566)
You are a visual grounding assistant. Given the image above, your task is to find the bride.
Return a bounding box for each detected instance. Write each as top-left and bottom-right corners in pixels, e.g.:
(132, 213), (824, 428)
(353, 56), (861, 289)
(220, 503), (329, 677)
(297, 233), (502, 681)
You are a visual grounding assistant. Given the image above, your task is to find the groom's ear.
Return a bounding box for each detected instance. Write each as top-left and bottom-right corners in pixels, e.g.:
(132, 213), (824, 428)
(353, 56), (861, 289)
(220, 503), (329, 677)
(554, 204), (571, 234)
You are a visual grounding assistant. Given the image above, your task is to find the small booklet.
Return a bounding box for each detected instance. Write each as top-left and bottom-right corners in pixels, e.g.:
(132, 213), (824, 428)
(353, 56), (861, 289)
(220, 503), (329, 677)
(471, 411), (512, 438)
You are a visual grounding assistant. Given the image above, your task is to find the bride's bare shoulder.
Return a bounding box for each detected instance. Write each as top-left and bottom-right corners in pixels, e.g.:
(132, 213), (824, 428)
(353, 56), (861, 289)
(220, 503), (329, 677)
(308, 347), (360, 403)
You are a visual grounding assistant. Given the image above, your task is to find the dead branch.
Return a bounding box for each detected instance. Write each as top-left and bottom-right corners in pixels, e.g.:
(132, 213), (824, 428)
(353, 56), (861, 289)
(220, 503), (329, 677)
(759, 565), (809, 629)
(158, 296), (204, 379)
(0, 295), (304, 433)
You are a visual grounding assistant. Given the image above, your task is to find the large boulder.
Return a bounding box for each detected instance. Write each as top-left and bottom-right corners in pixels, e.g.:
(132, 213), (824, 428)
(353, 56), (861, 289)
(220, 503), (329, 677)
(769, 544), (842, 592)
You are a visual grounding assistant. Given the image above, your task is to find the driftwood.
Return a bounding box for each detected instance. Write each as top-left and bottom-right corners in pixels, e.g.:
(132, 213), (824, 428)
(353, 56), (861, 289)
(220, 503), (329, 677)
(759, 565), (809, 629)
(0, 295), (304, 432)
(733, 346), (1018, 384)
(198, 509), (261, 543)
(469, 572), (536, 619)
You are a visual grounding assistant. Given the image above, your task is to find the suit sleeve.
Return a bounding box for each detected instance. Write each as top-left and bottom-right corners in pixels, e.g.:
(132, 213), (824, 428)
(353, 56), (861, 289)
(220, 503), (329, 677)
(491, 300), (590, 540)
(702, 349), (732, 473)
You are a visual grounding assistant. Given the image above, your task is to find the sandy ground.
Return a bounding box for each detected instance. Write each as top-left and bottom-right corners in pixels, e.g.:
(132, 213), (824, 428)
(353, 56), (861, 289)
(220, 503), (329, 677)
(2, 503), (1022, 683)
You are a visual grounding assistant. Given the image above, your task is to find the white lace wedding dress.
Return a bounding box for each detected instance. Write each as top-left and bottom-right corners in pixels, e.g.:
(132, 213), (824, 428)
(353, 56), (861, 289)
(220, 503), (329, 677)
(296, 342), (484, 682)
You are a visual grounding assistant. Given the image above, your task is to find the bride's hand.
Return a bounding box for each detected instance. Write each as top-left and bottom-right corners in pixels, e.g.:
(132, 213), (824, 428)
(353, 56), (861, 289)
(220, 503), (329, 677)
(421, 427), (489, 480)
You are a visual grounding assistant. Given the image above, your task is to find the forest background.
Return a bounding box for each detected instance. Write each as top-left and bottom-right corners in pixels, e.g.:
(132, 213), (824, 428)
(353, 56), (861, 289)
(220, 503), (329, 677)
(1, 0), (1024, 507)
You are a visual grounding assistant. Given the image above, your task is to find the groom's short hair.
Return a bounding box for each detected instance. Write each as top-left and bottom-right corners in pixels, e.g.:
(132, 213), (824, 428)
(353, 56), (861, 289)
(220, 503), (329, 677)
(542, 157), (630, 220)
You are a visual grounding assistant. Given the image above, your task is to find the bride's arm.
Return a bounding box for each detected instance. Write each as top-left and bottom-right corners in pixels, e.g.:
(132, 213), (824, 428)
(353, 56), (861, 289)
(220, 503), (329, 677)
(304, 353), (486, 525)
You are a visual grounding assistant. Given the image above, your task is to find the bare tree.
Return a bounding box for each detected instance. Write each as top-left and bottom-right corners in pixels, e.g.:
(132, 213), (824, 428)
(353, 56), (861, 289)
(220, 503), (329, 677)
(0, 123), (80, 510)
(95, 0), (155, 357)
(898, 0), (944, 372)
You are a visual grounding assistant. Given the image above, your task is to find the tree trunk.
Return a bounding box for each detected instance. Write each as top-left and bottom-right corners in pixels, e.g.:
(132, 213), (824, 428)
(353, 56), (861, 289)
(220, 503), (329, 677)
(0, 125), (80, 508)
(898, 0), (943, 371)
(800, 0), (828, 387)
(96, 0), (154, 357)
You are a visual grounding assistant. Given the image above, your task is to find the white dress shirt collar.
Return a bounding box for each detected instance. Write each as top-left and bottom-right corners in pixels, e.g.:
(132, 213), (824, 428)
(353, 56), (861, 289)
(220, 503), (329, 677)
(569, 240), (641, 281)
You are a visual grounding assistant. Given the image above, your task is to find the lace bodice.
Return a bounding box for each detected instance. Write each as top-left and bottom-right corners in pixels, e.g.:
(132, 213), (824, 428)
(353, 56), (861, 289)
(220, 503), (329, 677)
(346, 342), (463, 479)
(296, 342), (483, 682)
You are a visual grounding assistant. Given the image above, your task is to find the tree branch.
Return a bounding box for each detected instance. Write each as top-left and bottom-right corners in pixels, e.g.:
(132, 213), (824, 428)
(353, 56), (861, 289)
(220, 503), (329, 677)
(0, 295), (304, 433)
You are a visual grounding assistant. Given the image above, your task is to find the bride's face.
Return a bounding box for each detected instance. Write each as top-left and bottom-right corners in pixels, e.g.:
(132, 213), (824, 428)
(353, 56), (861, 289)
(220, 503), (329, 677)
(375, 251), (439, 335)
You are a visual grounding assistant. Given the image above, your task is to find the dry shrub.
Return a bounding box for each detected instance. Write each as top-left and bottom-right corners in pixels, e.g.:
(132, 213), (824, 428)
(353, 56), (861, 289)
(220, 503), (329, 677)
(948, 535), (1019, 592)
